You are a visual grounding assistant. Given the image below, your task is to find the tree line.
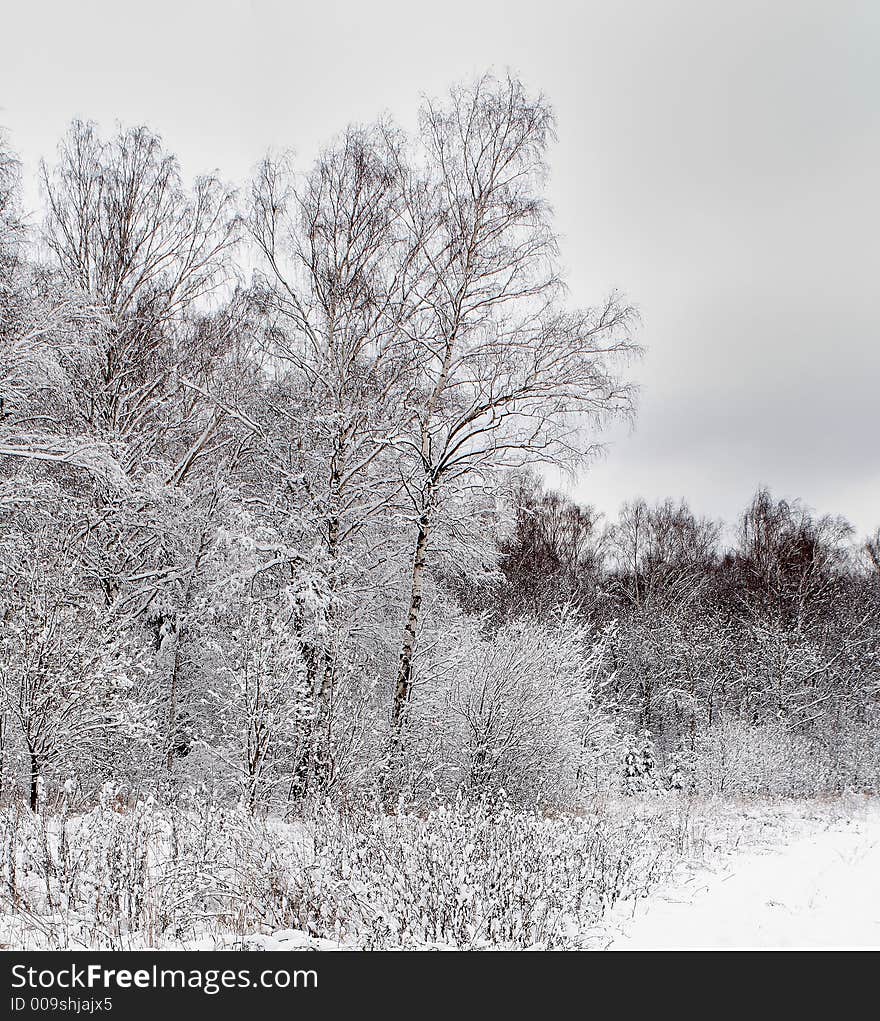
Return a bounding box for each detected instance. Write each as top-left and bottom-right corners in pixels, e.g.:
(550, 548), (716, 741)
(453, 479), (880, 796)
(1, 74), (877, 812)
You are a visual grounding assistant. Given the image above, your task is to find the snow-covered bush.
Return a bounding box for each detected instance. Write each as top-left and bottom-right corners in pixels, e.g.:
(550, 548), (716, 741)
(0, 792), (706, 949)
(404, 610), (617, 805)
(687, 716), (880, 797)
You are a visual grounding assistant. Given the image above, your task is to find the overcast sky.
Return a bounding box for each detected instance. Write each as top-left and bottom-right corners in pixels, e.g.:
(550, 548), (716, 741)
(2, 0), (878, 536)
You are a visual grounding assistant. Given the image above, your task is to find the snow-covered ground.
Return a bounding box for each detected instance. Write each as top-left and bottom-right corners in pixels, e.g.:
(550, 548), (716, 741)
(604, 803), (880, 949)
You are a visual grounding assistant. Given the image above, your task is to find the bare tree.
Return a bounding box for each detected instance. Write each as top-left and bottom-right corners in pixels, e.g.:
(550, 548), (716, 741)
(42, 120), (238, 460)
(610, 497), (719, 611)
(734, 488), (853, 619)
(246, 125), (427, 789)
(388, 75), (638, 748)
(38, 122), (240, 773)
(469, 472), (608, 618)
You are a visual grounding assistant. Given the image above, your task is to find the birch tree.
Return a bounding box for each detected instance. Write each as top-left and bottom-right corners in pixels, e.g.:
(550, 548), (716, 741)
(41, 120), (238, 464)
(388, 75), (639, 748)
(246, 125), (427, 788)
(40, 121), (240, 770)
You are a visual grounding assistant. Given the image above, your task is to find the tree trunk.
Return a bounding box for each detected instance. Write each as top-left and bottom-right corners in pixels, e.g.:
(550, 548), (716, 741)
(318, 508), (340, 704)
(306, 505), (341, 796)
(29, 748), (40, 812)
(390, 506), (432, 747)
(160, 614), (182, 771)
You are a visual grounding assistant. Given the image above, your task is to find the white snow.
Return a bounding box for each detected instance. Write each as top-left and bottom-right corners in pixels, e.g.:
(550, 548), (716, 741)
(605, 804), (880, 949)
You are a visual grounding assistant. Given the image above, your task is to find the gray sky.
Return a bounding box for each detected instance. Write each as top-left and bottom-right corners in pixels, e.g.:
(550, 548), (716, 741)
(2, 0), (878, 535)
